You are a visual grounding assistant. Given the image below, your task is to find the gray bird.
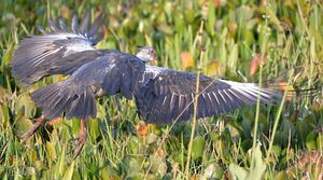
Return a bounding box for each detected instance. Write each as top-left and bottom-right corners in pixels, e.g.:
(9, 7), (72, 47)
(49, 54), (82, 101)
(11, 12), (280, 157)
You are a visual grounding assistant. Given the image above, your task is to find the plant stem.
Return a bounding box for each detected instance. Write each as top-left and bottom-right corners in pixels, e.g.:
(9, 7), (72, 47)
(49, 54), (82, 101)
(266, 90), (287, 160)
(251, 59), (263, 166)
(185, 21), (204, 178)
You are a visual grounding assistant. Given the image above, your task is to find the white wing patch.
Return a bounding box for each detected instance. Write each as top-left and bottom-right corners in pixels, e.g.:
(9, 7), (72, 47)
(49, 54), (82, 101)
(219, 80), (275, 102)
(63, 41), (95, 57)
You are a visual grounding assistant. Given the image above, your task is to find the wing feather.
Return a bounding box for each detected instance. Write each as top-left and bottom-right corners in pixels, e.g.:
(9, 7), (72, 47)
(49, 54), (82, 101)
(71, 14), (79, 33)
(68, 52), (146, 100)
(11, 13), (105, 85)
(31, 51), (145, 120)
(80, 11), (91, 34)
(135, 67), (281, 123)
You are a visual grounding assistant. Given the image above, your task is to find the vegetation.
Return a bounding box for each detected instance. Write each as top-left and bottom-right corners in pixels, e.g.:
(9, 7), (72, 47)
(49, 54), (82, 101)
(0, 0), (322, 179)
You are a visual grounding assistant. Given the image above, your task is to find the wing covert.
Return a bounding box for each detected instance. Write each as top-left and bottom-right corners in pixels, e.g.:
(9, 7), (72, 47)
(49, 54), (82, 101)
(69, 52), (146, 100)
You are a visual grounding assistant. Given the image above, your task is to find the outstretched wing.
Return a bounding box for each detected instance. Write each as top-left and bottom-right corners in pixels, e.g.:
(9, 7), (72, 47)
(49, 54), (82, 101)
(135, 66), (281, 123)
(31, 51), (146, 120)
(11, 12), (105, 85)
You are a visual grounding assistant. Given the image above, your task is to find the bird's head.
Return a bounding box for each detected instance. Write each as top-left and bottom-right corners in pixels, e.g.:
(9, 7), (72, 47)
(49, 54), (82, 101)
(135, 46), (157, 63)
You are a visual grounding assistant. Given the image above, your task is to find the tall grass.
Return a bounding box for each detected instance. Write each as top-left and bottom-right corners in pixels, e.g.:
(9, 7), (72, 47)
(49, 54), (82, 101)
(0, 0), (322, 179)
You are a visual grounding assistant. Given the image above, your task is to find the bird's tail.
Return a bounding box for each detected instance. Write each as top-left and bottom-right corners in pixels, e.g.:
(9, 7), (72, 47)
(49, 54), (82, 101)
(31, 80), (97, 120)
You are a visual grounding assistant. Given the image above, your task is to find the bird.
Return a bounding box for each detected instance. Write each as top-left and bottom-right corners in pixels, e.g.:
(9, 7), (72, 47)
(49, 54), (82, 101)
(11, 12), (281, 157)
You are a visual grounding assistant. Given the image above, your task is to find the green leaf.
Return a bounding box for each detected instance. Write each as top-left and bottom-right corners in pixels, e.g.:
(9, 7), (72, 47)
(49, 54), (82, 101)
(317, 133), (323, 148)
(46, 142), (57, 161)
(15, 93), (37, 118)
(229, 143), (266, 180)
(227, 44), (238, 74)
(247, 144), (266, 180)
(306, 132), (317, 150)
(0, 104), (11, 129)
(274, 171), (289, 180)
(149, 154), (167, 176)
(229, 163), (248, 180)
(13, 115), (33, 138)
(1, 43), (14, 67)
(191, 136), (205, 160)
(100, 166), (120, 180)
(63, 161), (75, 180)
(125, 157), (143, 178)
(184, 9), (195, 24)
(202, 163), (224, 179)
(207, 0), (216, 37)
(56, 145), (66, 177)
(219, 29), (228, 64)
(89, 117), (99, 142)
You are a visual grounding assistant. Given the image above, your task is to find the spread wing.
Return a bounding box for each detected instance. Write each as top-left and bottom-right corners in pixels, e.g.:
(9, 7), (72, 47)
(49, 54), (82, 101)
(11, 12), (105, 85)
(31, 51), (146, 120)
(135, 66), (281, 123)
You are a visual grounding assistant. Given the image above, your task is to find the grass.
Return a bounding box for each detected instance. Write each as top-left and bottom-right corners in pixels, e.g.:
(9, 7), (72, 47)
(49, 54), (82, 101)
(0, 0), (322, 179)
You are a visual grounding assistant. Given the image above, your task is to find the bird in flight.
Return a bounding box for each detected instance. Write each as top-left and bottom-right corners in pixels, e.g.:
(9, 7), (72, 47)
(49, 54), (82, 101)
(11, 12), (280, 157)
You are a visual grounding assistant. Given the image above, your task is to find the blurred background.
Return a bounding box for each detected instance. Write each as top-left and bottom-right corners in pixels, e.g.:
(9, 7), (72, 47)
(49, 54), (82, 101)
(0, 0), (322, 179)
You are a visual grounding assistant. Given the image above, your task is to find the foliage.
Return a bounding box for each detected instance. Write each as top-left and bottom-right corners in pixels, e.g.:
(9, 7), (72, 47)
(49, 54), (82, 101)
(0, 0), (322, 179)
